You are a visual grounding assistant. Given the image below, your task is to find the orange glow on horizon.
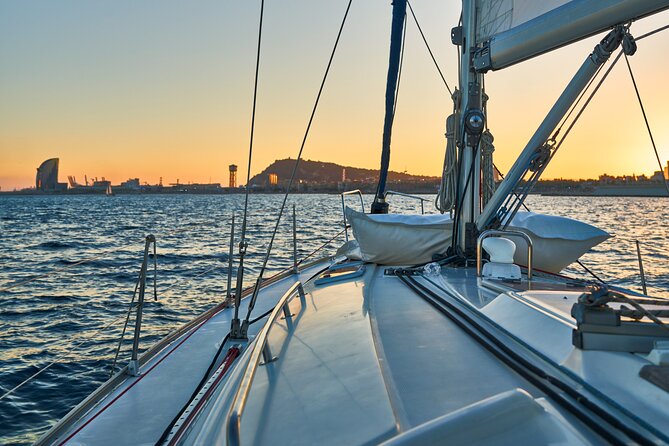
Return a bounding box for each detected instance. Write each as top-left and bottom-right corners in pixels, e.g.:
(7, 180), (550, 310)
(2, 3), (669, 191)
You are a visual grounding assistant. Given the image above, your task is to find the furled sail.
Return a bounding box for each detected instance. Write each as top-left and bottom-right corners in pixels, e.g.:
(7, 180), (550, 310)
(474, 0), (669, 71)
(476, 0), (569, 44)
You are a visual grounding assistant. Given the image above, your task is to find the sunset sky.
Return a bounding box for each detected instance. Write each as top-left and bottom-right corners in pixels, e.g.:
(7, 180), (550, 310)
(1, 1), (669, 190)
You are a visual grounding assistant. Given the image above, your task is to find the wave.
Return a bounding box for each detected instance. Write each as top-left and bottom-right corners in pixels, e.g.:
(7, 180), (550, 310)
(34, 241), (79, 250)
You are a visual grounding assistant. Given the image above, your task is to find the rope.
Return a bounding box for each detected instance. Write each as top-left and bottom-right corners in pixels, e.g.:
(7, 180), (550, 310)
(435, 109), (459, 214)
(481, 130), (496, 208)
(623, 53), (669, 196)
(500, 49), (623, 230)
(552, 62), (606, 141)
(407, 0), (453, 96)
(241, 0), (354, 328)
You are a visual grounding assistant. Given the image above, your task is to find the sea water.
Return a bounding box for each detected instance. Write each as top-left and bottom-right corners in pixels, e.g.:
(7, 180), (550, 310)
(1, 194), (667, 445)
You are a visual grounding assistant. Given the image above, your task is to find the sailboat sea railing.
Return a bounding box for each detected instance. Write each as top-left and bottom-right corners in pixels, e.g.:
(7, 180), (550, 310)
(226, 280), (306, 446)
(33, 250), (332, 446)
(3, 210), (342, 408)
(384, 190), (428, 214)
(340, 189), (365, 241)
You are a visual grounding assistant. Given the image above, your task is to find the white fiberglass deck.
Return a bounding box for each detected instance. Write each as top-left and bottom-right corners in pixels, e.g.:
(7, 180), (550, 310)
(46, 262), (329, 446)
(47, 261), (669, 445)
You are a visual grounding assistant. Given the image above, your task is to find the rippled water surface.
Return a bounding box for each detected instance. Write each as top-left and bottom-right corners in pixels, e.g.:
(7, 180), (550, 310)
(0, 194), (667, 445)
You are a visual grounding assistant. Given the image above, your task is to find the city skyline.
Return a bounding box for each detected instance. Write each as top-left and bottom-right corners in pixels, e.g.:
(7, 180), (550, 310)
(2, 2), (669, 191)
(4, 155), (669, 193)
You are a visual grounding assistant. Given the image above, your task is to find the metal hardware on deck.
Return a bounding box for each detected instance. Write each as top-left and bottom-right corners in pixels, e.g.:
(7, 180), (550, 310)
(384, 190), (428, 214)
(292, 204), (298, 274)
(128, 234), (157, 376)
(572, 300), (669, 353)
(340, 189), (365, 242)
(226, 214), (235, 305)
(476, 230), (533, 280)
(226, 281), (306, 446)
(281, 300), (293, 320)
(260, 343), (277, 365)
(636, 240), (647, 295)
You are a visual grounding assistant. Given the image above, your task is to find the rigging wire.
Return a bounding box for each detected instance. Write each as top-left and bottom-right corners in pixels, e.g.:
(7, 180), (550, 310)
(623, 53), (669, 196)
(4, 224), (344, 402)
(240, 0), (354, 332)
(552, 62), (606, 141)
(156, 223), (346, 445)
(499, 50), (623, 231)
(495, 21), (669, 282)
(231, 0), (265, 332)
(407, 1), (453, 96)
(497, 22), (669, 230)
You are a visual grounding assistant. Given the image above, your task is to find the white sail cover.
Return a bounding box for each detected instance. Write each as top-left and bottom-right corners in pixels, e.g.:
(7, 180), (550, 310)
(476, 0), (570, 43)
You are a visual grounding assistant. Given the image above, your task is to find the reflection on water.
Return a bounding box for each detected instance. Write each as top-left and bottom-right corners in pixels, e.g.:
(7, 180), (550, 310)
(0, 193), (667, 444)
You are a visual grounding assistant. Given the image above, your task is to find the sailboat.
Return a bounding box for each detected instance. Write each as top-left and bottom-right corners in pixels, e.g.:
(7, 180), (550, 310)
(105, 184), (114, 196)
(36, 1), (669, 445)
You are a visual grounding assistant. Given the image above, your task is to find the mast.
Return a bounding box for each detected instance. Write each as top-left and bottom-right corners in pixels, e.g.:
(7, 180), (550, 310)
(371, 0), (407, 214)
(454, 0), (485, 253)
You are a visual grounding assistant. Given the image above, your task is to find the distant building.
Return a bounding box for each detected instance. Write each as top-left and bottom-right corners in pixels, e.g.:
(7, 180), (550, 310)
(120, 178), (141, 190)
(599, 174), (615, 184)
(92, 180), (111, 190)
(652, 171), (665, 182)
(664, 161), (669, 180)
(229, 165), (238, 188)
(36, 158), (62, 191)
(268, 173), (278, 186)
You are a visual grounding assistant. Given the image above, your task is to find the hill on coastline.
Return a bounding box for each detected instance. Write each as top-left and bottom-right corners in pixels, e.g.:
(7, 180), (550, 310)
(249, 159), (438, 185)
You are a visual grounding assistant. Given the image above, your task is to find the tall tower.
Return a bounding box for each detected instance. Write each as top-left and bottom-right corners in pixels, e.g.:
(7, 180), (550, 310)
(229, 164), (238, 188)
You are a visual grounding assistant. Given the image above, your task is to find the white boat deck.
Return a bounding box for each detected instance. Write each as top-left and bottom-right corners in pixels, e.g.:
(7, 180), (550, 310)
(46, 261), (669, 445)
(180, 264), (633, 445)
(45, 262), (330, 446)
